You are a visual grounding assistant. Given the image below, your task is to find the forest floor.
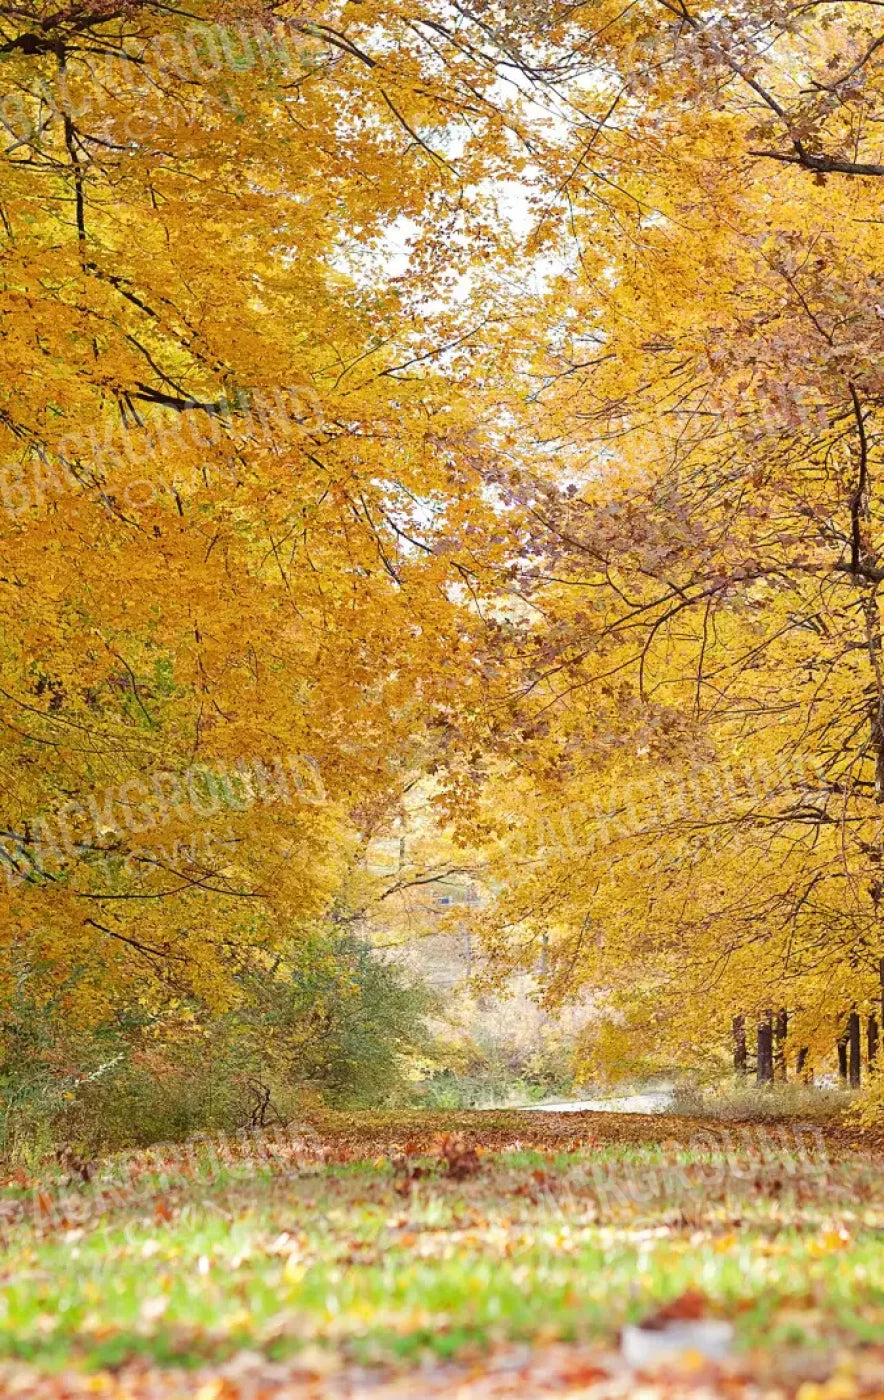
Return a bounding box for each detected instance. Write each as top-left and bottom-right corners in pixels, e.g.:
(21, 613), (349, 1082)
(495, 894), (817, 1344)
(0, 1110), (883, 1398)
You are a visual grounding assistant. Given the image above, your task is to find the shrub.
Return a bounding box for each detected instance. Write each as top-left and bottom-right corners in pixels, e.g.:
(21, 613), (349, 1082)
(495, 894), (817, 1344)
(669, 1078), (852, 1122)
(0, 927), (436, 1158)
(244, 930), (437, 1109)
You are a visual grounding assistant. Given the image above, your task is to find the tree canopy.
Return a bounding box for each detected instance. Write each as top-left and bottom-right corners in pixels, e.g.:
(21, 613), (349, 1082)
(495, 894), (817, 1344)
(3, 0), (884, 1099)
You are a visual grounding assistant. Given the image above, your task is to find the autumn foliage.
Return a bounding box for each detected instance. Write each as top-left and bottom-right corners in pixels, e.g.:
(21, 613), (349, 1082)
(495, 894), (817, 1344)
(2, 0), (884, 1118)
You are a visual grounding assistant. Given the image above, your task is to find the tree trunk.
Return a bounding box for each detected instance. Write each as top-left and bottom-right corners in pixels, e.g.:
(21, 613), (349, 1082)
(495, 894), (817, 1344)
(796, 1046), (811, 1082)
(774, 1007), (788, 1081)
(837, 1028), (848, 1081)
(848, 1010), (861, 1088)
(868, 1014), (879, 1068)
(733, 1014), (747, 1074)
(757, 1013), (774, 1084)
(461, 924), (472, 979)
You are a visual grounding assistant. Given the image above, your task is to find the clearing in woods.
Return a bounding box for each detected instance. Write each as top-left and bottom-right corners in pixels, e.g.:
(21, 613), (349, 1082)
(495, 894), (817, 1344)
(0, 1110), (882, 1398)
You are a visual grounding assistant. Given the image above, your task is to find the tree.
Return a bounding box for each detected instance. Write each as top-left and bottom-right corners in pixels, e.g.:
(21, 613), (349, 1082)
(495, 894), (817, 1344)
(0, 0), (546, 1026)
(8, 0), (884, 1111)
(451, 0), (884, 1095)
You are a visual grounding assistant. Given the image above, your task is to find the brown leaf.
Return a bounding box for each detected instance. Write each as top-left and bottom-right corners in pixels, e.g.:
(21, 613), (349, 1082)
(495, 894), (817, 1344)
(642, 1290), (708, 1328)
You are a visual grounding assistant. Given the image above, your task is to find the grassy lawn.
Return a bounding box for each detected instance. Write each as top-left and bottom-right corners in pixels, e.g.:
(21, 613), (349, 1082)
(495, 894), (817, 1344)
(0, 1111), (882, 1395)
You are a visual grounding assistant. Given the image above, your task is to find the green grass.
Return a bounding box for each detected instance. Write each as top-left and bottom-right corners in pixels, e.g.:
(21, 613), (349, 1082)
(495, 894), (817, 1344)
(0, 1113), (882, 1375)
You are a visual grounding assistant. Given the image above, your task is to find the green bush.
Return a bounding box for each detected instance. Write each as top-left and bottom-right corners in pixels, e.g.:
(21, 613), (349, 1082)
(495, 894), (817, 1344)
(0, 928), (436, 1158)
(244, 929), (437, 1110)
